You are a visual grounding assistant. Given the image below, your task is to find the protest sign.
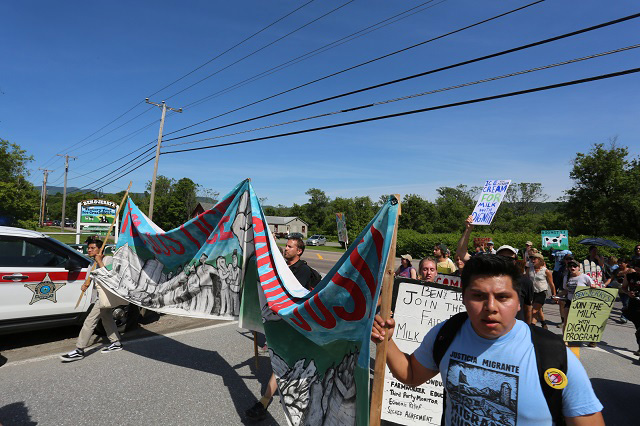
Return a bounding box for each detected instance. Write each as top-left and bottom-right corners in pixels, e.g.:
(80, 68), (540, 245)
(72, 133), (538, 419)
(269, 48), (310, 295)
(563, 286), (618, 342)
(93, 179), (400, 426)
(471, 180), (511, 225)
(433, 273), (461, 288)
(336, 212), (348, 244)
(381, 280), (465, 425)
(473, 237), (491, 248)
(581, 260), (604, 287)
(541, 230), (569, 250)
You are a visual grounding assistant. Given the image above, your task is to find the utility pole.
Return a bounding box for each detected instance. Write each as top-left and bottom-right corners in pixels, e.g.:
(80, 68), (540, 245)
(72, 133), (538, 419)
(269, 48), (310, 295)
(38, 168), (53, 227)
(57, 154), (77, 231)
(146, 98), (182, 220)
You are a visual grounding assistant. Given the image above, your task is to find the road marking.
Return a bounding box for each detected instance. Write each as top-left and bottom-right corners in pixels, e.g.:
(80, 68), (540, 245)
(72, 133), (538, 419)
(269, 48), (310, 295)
(316, 253), (323, 259)
(3, 321), (238, 368)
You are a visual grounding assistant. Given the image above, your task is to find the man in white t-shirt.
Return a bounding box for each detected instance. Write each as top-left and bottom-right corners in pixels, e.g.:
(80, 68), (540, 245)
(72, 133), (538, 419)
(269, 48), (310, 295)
(372, 255), (603, 425)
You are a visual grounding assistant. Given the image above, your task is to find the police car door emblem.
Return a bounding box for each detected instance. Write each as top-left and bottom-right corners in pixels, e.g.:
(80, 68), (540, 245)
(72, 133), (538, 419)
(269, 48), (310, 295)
(543, 368), (568, 389)
(24, 273), (66, 305)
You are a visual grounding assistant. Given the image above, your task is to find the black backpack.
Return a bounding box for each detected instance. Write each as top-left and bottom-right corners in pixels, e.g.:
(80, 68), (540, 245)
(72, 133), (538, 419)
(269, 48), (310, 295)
(433, 312), (567, 426)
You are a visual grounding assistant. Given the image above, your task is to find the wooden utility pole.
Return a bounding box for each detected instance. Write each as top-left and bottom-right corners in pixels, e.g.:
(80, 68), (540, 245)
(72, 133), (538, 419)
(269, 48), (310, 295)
(146, 98), (182, 220)
(57, 154), (77, 231)
(38, 168), (53, 227)
(370, 195), (401, 426)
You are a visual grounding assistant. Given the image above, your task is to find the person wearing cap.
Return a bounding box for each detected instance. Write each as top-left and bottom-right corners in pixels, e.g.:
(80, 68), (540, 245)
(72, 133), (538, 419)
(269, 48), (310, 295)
(486, 240), (496, 254)
(524, 241), (534, 263)
(434, 243), (456, 275)
(395, 254), (417, 279)
(497, 245), (533, 324)
(621, 259), (640, 359)
(528, 251), (556, 330)
(558, 260), (595, 333)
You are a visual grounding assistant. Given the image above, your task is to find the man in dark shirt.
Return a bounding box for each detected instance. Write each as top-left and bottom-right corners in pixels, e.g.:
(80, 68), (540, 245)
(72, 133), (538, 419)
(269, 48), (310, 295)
(497, 245), (533, 324)
(284, 237), (320, 290)
(246, 236), (321, 420)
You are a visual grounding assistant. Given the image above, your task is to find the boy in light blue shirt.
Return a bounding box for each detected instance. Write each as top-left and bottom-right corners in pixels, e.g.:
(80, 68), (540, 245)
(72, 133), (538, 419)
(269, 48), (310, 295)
(372, 255), (603, 425)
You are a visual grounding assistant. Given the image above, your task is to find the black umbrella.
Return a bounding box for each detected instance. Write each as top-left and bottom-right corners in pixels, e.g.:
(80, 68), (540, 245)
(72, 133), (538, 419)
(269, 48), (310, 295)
(577, 237), (621, 249)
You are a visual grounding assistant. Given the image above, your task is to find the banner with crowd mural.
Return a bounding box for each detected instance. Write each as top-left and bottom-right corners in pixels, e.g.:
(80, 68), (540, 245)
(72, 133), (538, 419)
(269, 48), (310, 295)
(92, 179), (400, 426)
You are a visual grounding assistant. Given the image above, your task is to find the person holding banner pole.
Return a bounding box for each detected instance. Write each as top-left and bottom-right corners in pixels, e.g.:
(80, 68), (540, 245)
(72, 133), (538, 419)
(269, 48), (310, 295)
(371, 255), (604, 425)
(245, 237), (321, 421)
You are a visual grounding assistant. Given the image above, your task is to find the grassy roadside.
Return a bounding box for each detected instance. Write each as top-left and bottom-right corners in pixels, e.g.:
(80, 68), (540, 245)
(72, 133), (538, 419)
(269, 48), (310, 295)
(36, 227), (116, 245)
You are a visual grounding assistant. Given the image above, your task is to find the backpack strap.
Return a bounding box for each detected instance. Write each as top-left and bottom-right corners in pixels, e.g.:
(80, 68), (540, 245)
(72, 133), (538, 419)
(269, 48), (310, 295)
(530, 325), (567, 426)
(433, 312), (468, 426)
(433, 312), (468, 366)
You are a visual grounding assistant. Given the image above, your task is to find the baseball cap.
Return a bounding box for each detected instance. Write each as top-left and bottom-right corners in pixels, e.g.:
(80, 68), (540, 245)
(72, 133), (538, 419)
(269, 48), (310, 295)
(530, 252), (544, 260)
(400, 254), (413, 262)
(496, 245), (518, 256)
(525, 241), (533, 246)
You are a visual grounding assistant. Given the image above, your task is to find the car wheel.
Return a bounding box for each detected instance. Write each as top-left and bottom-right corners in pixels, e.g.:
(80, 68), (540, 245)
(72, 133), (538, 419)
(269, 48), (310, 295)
(96, 304), (141, 335)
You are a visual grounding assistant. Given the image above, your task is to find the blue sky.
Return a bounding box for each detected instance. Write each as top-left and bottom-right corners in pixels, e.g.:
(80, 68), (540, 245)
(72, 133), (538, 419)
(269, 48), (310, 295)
(2, 0), (639, 206)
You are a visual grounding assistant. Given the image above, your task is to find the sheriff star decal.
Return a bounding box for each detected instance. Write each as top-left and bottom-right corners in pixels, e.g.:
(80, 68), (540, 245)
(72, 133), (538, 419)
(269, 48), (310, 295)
(24, 273), (66, 304)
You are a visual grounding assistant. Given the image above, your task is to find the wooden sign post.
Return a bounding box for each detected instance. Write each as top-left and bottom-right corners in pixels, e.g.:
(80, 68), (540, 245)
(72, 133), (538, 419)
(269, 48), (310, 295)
(370, 195), (401, 426)
(74, 181), (132, 309)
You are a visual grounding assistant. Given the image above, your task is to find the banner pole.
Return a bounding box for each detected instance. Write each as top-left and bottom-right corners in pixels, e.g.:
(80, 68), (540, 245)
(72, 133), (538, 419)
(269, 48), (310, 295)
(253, 331), (259, 370)
(74, 181), (133, 309)
(370, 194), (401, 426)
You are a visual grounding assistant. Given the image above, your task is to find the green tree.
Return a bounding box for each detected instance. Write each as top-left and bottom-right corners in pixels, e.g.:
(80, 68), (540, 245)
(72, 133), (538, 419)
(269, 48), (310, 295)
(565, 141), (640, 238)
(304, 188), (330, 232)
(398, 194), (437, 234)
(0, 139), (40, 227)
(433, 185), (475, 233)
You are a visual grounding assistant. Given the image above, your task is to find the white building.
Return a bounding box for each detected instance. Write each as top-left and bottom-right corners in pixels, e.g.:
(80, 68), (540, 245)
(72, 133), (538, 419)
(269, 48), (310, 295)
(265, 216), (309, 238)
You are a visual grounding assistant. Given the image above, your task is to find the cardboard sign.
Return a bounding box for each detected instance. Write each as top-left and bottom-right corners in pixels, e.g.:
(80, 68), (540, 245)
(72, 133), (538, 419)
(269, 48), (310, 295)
(473, 237), (492, 247)
(335, 212), (348, 244)
(581, 260), (604, 287)
(541, 230), (569, 250)
(471, 180), (511, 225)
(563, 286), (618, 342)
(381, 280), (465, 425)
(433, 273), (461, 288)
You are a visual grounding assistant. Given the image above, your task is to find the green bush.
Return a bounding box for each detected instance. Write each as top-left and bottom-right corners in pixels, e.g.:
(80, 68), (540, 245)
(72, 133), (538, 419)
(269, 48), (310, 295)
(396, 229), (638, 261)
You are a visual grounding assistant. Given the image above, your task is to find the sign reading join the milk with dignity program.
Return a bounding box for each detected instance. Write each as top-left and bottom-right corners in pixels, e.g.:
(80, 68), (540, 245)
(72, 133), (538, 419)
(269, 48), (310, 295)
(381, 279), (465, 425)
(471, 180), (511, 225)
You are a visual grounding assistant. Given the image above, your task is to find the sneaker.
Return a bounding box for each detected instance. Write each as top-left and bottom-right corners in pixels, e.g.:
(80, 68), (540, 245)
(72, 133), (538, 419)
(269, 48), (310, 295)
(60, 348), (84, 362)
(100, 342), (123, 353)
(620, 316), (628, 324)
(245, 401), (268, 421)
(633, 349), (640, 356)
(587, 342), (597, 348)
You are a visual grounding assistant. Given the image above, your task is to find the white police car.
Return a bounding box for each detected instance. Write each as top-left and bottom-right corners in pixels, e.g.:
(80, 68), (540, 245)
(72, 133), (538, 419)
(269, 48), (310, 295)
(0, 226), (138, 335)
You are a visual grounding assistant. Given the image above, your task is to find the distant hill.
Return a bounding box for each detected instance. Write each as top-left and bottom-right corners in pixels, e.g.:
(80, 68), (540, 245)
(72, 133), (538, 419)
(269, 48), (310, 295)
(36, 186), (145, 198)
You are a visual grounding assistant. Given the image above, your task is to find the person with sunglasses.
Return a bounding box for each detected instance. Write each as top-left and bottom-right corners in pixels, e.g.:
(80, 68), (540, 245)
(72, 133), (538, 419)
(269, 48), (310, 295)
(558, 260), (595, 334)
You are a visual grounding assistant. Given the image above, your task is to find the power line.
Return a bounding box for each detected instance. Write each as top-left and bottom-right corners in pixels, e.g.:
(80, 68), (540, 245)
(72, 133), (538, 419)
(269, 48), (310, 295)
(163, 44), (640, 148)
(146, 0), (316, 99)
(66, 144), (157, 182)
(180, 0), (446, 111)
(38, 1), (317, 169)
(163, 10), (640, 143)
(160, 67), (640, 155)
(162, 0), (545, 139)
(162, 0), (356, 102)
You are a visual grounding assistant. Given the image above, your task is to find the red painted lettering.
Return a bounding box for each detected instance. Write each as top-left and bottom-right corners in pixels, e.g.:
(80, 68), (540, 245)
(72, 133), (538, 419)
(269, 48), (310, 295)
(332, 274), (366, 322)
(291, 307), (312, 331)
(163, 234), (185, 255)
(304, 295), (336, 329)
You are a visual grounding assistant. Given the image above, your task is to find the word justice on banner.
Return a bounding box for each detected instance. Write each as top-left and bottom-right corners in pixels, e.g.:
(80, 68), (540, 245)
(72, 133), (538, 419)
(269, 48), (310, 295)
(381, 280), (465, 426)
(471, 180), (511, 225)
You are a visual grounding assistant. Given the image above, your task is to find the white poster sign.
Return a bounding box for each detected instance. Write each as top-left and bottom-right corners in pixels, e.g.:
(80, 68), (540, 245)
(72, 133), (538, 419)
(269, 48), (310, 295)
(381, 280), (465, 425)
(471, 180), (511, 225)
